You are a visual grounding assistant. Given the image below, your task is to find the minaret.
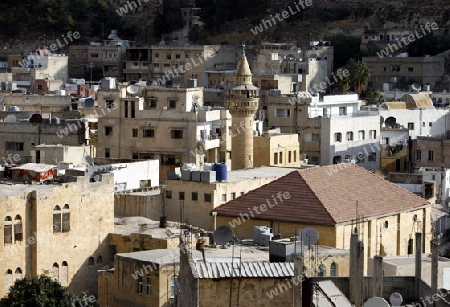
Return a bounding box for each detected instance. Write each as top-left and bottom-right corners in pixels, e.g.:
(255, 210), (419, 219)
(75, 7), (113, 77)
(227, 45), (259, 170)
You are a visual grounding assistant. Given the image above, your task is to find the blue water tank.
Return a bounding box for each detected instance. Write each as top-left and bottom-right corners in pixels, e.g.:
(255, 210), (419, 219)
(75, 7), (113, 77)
(214, 163), (227, 181)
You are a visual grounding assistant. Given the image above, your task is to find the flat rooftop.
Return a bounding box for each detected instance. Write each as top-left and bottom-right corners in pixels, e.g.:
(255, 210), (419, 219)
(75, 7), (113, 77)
(113, 216), (180, 238)
(383, 254), (450, 266)
(0, 181), (57, 201)
(226, 166), (298, 183)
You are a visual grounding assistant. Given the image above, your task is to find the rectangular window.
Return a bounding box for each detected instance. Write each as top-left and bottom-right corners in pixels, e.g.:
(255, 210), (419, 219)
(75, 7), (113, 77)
(408, 67), (414, 72)
(105, 127), (113, 136)
(204, 193), (212, 202)
(124, 101), (128, 118)
(312, 134), (320, 141)
(5, 142), (24, 151)
(145, 98), (157, 109)
(14, 223), (23, 241)
(131, 101), (136, 118)
(62, 212), (70, 232)
(334, 133), (342, 142)
(368, 152), (376, 161)
(171, 130), (183, 139)
(279, 152), (283, 164)
(429, 122), (433, 127)
(358, 130), (365, 140)
(109, 245), (117, 262)
(143, 129), (155, 138)
(294, 150), (297, 162)
(273, 152), (278, 165)
(169, 100), (177, 109)
(154, 53), (159, 58)
(339, 107), (347, 115)
(422, 122), (425, 127)
(179, 192), (185, 200)
(132, 129), (138, 138)
(146, 276), (152, 296)
(231, 192), (236, 200)
(416, 150), (421, 160)
(369, 130), (377, 139)
(106, 100), (115, 109)
(428, 150), (434, 161)
(175, 54), (181, 59)
(288, 151), (292, 163)
(136, 277), (143, 294)
(53, 213), (61, 233)
(105, 148), (110, 158)
(408, 122), (414, 130)
(346, 131), (353, 141)
(166, 53), (171, 60)
(275, 108), (291, 118)
(166, 190), (172, 199)
(4, 224), (12, 244)
(221, 194), (226, 202)
(192, 192), (198, 201)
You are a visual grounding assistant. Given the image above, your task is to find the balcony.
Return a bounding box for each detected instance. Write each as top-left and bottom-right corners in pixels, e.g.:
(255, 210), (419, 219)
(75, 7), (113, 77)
(197, 134), (221, 150)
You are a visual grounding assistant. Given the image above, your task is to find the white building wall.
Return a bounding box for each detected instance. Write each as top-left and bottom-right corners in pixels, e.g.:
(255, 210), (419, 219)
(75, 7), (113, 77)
(379, 109), (448, 139)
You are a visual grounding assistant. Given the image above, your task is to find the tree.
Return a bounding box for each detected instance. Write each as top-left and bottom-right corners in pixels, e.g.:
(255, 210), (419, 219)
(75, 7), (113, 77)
(0, 275), (96, 307)
(350, 61), (370, 96)
(367, 90), (384, 105)
(335, 67), (351, 93)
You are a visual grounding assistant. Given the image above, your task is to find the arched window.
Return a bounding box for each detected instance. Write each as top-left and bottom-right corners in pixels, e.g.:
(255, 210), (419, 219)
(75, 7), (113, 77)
(96, 256), (103, 268)
(14, 215), (23, 242)
(4, 216), (12, 244)
(330, 262), (338, 277)
(53, 206), (61, 233)
(14, 268), (22, 281)
(62, 204), (70, 232)
(5, 269), (13, 293)
(61, 262), (68, 285)
(52, 263), (59, 281)
(318, 264), (326, 277)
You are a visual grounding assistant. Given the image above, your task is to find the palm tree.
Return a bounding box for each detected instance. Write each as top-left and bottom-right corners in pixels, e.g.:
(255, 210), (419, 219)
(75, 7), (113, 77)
(335, 67), (351, 94)
(351, 61), (370, 96)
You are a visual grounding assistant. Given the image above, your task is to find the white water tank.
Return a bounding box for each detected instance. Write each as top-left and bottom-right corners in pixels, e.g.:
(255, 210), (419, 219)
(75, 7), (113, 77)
(204, 163), (215, 171)
(182, 163), (196, 171)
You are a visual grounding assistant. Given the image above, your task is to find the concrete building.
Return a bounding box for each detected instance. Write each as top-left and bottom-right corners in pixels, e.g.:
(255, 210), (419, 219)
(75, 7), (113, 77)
(363, 55), (445, 91)
(265, 93), (380, 170)
(379, 94), (449, 140)
(124, 45), (233, 87)
(0, 172), (114, 297)
(12, 53), (68, 92)
(226, 48), (260, 170)
(68, 36), (129, 81)
(379, 127), (410, 173)
(98, 248), (180, 307)
(29, 144), (92, 165)
(253, 130), (301, 168)
(413, 135), (450, 169)
(164, 166), (297, 231)
(213, 164), (431, 272)
(96, 81), (230, 179)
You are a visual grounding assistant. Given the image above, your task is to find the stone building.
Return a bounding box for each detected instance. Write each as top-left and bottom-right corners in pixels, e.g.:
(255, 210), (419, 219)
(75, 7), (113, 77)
(0, 172), (114, 297)
(164, 166), (297, 231)
(213, 164), (431, 272)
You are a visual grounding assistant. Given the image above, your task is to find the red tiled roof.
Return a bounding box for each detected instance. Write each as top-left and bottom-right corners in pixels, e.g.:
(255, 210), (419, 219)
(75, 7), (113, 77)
(213, 164), (429, 225)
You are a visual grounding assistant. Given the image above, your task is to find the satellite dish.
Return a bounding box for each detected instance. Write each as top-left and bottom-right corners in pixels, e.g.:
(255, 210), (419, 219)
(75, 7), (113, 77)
(212, 225), (234, 245)
(4, 115), (17, 123)
(412, 83), (421, 92)
(389, 292), (403, 306)
(364, 297), (390, 307)
(300, 227), (319, 246)
(83, 155), (94, 165)
(93, 175), (100, 182)
(127, 85), (139, 95)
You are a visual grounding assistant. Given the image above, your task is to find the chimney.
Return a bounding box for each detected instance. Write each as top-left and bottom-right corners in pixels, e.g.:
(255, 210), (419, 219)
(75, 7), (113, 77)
(415, 232), (422, 298)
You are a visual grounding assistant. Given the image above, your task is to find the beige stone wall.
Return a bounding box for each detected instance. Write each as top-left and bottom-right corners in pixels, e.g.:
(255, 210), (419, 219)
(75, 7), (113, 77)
(254, 134), (301, 168)
(199, 277), (293, 307)
(114, 193), (163, 220)
(0, 174), (114, 298)
(165, 177), (284, 231)
(98, 255), (179, 307)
